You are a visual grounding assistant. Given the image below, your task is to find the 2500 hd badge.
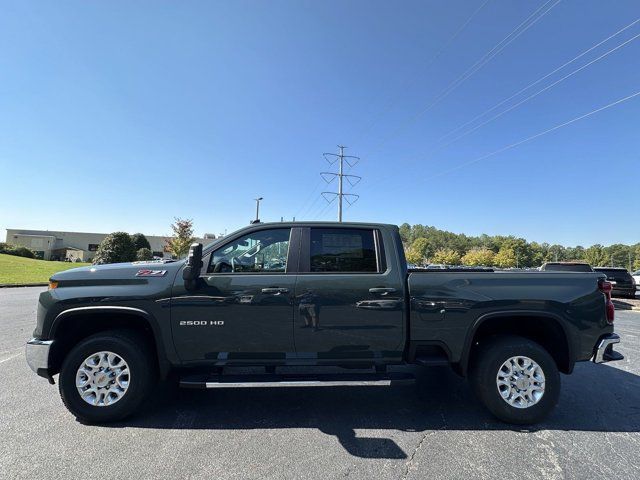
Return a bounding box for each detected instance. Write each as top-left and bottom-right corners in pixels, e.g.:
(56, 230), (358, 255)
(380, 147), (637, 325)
(179, 320), (225, 326)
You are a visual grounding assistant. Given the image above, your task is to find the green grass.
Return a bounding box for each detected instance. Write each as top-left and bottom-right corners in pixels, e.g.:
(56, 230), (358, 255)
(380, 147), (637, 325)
(0, 253), (91, 285)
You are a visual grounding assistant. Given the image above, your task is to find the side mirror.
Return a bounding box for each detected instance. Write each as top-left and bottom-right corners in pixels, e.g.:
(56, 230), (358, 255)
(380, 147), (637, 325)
(183, 243), (203, 281)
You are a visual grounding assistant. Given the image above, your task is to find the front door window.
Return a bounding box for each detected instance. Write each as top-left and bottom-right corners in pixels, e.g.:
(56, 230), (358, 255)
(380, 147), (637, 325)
(208, 228), (291, 273)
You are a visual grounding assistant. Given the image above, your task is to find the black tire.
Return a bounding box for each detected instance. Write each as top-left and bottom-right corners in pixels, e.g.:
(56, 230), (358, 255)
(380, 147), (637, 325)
(59, 330), (156, 423)
(469, 335), (560, 425)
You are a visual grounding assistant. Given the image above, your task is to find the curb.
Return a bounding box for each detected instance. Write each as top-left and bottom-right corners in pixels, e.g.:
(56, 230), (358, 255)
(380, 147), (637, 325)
(0, 283), (48, 288)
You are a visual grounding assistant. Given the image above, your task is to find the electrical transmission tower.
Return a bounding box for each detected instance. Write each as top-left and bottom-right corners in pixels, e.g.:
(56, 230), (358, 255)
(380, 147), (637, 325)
(321, 145), (361, 222)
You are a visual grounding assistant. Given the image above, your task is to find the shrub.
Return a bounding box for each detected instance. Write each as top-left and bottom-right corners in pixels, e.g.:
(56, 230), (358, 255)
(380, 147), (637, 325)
(11, 246), (36, 259)
(94, 232), (136, 264)
(136, 248), (153, 261)
(0, 243), (36, 258)
(131, 233), (151, 251)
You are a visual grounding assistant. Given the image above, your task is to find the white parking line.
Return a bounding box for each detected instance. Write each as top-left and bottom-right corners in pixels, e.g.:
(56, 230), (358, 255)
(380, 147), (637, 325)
(0, 348), (24, 364)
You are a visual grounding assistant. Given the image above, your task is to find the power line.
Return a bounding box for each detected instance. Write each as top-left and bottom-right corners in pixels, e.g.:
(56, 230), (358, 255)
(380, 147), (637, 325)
(302, 192), (324, 219)
(422, 89), (640, 181)
(320, 146), (361, 222)
(423, 28), (640, 156)
(293, 178), (323, 219)
(315, 199), (334, 221)
(428, 16), (640, 148)
(366, 0), (562, 154)
(352, 0), (493, 143)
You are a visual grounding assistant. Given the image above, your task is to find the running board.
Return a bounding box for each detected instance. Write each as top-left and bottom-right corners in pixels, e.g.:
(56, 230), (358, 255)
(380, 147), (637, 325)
(180, 372), (415, 389)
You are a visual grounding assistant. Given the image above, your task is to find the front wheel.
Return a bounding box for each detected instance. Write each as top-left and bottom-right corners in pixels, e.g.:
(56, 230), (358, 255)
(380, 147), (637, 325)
(59, 330), (155, 423)
(469, 335), (560, 424)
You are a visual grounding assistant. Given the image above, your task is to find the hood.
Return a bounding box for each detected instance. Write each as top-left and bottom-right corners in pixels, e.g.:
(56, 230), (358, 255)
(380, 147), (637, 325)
(50, 259), (185, 285)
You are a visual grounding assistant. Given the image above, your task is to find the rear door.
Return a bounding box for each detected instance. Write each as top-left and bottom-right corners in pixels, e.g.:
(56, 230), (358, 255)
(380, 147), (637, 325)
(293, 226), (404, 364)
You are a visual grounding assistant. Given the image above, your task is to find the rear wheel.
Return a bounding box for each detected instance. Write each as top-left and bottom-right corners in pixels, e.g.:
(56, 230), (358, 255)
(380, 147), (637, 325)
(59, 330), (155, 423)
(469, 335), (560, 424)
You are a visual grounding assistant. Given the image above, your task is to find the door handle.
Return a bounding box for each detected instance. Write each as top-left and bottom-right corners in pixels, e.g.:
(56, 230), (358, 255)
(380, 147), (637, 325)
(261, 287), (289, 294)
(369, 287), (396, 295)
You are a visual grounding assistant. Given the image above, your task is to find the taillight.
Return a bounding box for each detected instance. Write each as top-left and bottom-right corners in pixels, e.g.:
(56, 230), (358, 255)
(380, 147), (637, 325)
(599, 280), (615, 324)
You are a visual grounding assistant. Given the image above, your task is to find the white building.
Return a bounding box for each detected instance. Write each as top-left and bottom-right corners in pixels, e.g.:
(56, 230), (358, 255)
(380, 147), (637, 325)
(5, 228), (210, 262)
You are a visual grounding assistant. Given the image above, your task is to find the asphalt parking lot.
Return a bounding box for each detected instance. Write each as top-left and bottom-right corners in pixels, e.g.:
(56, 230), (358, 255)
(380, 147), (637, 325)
(1, 287), (639, 480)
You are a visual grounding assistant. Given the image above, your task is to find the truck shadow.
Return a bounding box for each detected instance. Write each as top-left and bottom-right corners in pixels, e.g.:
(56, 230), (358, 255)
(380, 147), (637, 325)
(103, 362), (640, 459)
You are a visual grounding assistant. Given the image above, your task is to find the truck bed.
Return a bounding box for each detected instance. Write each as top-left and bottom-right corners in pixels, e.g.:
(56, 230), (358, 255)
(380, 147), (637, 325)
(407, 270), (609, 369)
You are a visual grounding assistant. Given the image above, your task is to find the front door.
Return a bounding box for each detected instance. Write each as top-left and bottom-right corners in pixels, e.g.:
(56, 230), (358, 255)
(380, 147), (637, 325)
(171, 227), (297, 364)
(293, 227), (405, 364)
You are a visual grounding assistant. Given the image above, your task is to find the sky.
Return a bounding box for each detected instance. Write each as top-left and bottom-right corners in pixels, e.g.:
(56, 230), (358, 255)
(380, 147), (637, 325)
(1, 0), (639, 247)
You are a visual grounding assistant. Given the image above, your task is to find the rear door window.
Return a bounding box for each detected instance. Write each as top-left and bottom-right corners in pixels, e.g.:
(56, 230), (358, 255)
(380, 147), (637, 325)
(309, 228), (378, 273)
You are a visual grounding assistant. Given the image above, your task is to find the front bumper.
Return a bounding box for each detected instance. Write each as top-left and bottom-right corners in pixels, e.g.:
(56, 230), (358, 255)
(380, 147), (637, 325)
(25, 338), (55, 383)
(593, 333), (624, 364)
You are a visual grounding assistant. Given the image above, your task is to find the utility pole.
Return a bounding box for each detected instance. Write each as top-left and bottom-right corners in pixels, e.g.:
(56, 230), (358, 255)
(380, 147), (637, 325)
(321, 145), (361, 222)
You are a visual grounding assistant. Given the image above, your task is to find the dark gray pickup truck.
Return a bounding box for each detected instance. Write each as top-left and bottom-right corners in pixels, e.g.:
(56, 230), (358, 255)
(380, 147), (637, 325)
(26, 222), (623, 424)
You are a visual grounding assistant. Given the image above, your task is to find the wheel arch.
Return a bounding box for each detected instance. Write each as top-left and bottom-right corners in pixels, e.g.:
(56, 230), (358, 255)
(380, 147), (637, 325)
(459, 310), (574, 377)
(49, 306), (170, 379)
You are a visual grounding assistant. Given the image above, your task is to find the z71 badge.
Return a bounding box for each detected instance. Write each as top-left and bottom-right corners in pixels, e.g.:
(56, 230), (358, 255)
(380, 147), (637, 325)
(135, 269), (167, 277)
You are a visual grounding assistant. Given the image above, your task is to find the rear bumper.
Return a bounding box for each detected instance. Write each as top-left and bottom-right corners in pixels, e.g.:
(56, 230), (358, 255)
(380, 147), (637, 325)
(611, 286), (636, 297)
(593, 333), (624, 364)
(25, 338), (55, 383)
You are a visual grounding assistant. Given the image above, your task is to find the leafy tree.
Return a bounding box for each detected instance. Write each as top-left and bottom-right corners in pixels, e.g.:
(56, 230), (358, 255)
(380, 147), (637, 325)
(528, 242), (545, 266)
(136, 248), (153, 261)
(405, 238), (430, 265)
(494, 247), (517, 268)
(94, 232), (136, 264)
(566, 246), (585, 261)
(547, 244), (567, 263)
(634, 244), (640, 270)
(166, 217), (195, 259)
(410, 238), (429, 259)
(405, 247), (422, 265)
(604, 244), (634, 269)
(398, 223), (411, 245)
(462, 247), (495, 266)
(131, 233), (151, 251)
(584, 244), (608, 267)
(499, 237), (533, 267)
(431, 248), (461, 265)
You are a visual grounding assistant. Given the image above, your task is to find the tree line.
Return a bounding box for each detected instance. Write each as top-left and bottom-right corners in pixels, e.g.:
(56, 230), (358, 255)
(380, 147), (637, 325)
(400, 223), (640, 270)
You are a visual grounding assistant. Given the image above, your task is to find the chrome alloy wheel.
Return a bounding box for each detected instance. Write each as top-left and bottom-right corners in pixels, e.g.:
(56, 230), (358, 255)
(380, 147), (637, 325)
(496, 356), (545, 409)
(75, 351), (130, 407)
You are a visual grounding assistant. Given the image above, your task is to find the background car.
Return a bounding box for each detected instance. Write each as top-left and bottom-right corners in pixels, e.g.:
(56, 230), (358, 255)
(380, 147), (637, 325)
(593, 267), (637, 298)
